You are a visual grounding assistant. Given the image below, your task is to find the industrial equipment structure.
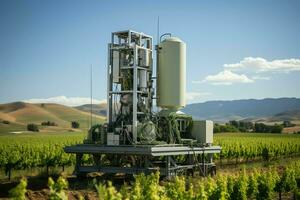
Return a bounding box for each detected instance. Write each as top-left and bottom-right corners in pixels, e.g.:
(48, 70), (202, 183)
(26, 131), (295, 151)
(64, 30), (221, 178)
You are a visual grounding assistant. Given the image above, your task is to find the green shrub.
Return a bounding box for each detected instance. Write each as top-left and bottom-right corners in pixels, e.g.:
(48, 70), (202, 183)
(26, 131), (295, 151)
(232, 170), (248, 200)
(195, 182), (207, 200)
(41, 121), (57, 126)
(227, 175), (235, 198)
(3, 120), (10, 124)
(247, 171), (258, 198)
(71, 121), (80, 129)
(256, 169), (278, 200)
(95, 181), (122, 200)
(212, 175), (229, 200)
(9, 178), (27, 200)
(48, 176), (68, 200)
(214, 123), (239, 133)
(262, 147), (270, 161)
(27, 123), (39, 132)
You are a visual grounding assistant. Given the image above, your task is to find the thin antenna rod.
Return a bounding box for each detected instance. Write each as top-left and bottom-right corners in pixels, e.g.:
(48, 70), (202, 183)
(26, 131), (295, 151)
(157, 16), (160, 45)
(90, 64), (93, 129)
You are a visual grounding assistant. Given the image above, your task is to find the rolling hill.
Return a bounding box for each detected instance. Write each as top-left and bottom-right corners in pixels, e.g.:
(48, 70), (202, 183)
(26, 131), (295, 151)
(75, 103), (107, 116)
(269, 110), (300, 121)
(0, 102), (105, 134)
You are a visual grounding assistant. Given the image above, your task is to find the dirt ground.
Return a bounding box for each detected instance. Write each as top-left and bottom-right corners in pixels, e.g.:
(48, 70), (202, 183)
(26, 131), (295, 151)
(283, 125), (300, 134)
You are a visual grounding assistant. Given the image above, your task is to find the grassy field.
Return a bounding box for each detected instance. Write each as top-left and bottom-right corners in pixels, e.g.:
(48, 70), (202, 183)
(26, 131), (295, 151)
(0, 131), (85, 145)
(0, 121), (26, 134)
(0, 132), (299, 178)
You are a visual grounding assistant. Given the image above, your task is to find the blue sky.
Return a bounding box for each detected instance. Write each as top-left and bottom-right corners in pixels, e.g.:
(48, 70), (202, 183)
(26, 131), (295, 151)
(0, 0), (300, 106)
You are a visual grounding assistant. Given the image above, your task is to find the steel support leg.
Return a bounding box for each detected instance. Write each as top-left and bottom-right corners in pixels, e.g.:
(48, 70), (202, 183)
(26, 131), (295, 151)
(75, 153), (83, 175)
(166, 156), (171, 178)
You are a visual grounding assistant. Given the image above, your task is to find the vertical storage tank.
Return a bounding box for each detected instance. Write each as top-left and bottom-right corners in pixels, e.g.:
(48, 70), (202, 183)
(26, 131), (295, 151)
(157, 36), (186, 110)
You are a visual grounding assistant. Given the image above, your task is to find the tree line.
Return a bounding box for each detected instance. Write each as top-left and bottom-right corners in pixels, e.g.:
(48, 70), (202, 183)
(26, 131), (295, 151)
(27, 121), (80, 132)
(214, 120), (285, 133)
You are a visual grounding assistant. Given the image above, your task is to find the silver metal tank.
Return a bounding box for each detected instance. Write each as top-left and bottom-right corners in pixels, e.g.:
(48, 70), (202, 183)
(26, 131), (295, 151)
(157, 36), (186, 110)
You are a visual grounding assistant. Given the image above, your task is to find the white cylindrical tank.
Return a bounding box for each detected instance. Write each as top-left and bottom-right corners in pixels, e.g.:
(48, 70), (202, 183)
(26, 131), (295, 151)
(157, 36), (186, 110)
(139, 69), (147, 88)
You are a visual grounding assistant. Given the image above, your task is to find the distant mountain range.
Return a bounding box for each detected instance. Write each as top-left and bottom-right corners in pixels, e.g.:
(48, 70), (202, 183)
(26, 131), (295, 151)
(75, 97), (300, 122)
(182, 98), (300, 122)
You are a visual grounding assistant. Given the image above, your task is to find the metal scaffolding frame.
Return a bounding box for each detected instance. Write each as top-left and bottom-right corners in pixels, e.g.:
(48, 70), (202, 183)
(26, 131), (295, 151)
(107, 30), (153, 144)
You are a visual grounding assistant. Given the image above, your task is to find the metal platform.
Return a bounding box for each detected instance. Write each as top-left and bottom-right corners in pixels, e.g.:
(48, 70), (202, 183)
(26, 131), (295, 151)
(65, 144), (221, 156)
(64, 144), (221, 177)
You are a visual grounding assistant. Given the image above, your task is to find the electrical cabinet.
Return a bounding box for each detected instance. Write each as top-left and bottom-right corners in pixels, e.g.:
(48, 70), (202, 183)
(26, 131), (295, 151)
(107, 132), (120, 146)
(191, 120), (213, 144)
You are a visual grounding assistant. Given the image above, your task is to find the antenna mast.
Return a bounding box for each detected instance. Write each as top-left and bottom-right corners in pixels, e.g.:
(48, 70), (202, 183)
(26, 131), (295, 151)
(90, 64), (93, 129)
(157, 16), (160, 45)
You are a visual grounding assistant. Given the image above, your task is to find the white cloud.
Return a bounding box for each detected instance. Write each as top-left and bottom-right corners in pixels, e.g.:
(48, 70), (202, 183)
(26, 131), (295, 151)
(193, 57), (299, 86)
(186, 92), (211, 102)
(252, 75), (271, 80)
(23, 96), (106, 107)
(224, 57), (300, 73)
(200, 70), (254, 85)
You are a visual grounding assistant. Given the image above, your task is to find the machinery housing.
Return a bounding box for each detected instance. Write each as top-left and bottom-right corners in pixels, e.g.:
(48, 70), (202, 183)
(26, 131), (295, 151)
(64, 30), (221, 178)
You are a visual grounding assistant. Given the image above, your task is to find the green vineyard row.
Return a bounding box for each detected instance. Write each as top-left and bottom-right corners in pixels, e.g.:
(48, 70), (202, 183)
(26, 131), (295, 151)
(214, 133), (300, 162)
(9, 160), (300, 200)
(0, 133), (300, 178)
